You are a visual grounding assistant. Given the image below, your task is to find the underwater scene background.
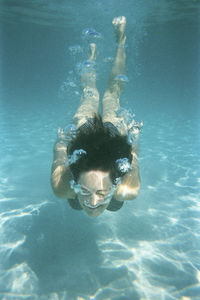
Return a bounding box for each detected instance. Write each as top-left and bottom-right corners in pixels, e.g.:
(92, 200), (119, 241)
(0, 0), (200, 299)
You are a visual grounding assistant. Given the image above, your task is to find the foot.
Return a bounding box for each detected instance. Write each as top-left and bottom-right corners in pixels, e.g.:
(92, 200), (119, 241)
(112, 16), (126, 46)
(89, 43), (97, 61)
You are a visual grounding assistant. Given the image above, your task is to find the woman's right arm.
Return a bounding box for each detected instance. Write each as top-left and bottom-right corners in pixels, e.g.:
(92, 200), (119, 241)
(51, 138), (76, 199)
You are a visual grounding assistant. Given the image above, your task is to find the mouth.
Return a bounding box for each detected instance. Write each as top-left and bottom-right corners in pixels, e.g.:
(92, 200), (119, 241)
(86, 205), (100, 210)
(85, 204), (105, 210)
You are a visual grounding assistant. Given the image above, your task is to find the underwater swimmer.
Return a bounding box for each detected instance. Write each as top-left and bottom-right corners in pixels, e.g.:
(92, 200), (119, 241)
(51, 16), (141, 217)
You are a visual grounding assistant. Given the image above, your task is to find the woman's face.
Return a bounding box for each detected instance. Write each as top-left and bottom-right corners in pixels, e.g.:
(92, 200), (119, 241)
(77, 170), (114, 217)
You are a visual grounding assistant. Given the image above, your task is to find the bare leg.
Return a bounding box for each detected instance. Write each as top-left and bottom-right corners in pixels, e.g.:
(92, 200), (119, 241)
(102, 16), (127, 134)
(73, 43), (99, 128)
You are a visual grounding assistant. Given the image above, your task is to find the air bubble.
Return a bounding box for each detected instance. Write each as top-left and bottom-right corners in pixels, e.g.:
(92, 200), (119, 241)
(104, 57), (114, 63)
(68, 45), (83, 55)
(82, 60), (96, 68)
(128, 133), (136, 145)
(67, 81), (76, 88)
(116, 108), (143, 145)
(84, 88), (94, 97)
(67, 149), (87, 165)
(82, 28), (103, 39)
(60, 124), (77, 144)
(114, 74), (129, 82)
(114, 177), (122, 185)
(116, 158), (132, 173)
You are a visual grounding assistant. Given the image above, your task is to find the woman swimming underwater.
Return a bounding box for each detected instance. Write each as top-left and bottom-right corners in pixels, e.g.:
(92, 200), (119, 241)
(51, 16), (142, 217)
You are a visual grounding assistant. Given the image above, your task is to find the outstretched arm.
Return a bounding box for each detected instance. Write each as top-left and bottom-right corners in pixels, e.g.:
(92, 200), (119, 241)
(114, 152), (140, 201)
(51, 131), (75, 199)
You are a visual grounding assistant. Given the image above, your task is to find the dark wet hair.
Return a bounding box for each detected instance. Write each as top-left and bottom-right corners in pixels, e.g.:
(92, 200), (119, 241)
(67, 115), (132, 183)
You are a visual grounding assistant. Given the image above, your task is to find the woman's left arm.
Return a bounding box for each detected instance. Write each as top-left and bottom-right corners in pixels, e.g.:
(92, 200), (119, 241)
(114, 152), (140, 201)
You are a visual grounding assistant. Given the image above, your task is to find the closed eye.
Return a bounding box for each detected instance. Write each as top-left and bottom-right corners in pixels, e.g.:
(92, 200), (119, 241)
(80, 187), (91, 195)
(96, 192), (106, 197)
(96, 190), (110, 197)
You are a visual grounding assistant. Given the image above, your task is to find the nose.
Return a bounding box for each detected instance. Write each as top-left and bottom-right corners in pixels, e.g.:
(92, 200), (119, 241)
(90, 194), (99, 207)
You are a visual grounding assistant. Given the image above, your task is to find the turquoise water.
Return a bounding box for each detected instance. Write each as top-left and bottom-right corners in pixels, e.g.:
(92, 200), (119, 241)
(1, 1), (200, 299)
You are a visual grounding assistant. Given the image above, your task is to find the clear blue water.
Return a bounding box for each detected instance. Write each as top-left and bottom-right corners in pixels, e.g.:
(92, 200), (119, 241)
(0, 1), (200, 299)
